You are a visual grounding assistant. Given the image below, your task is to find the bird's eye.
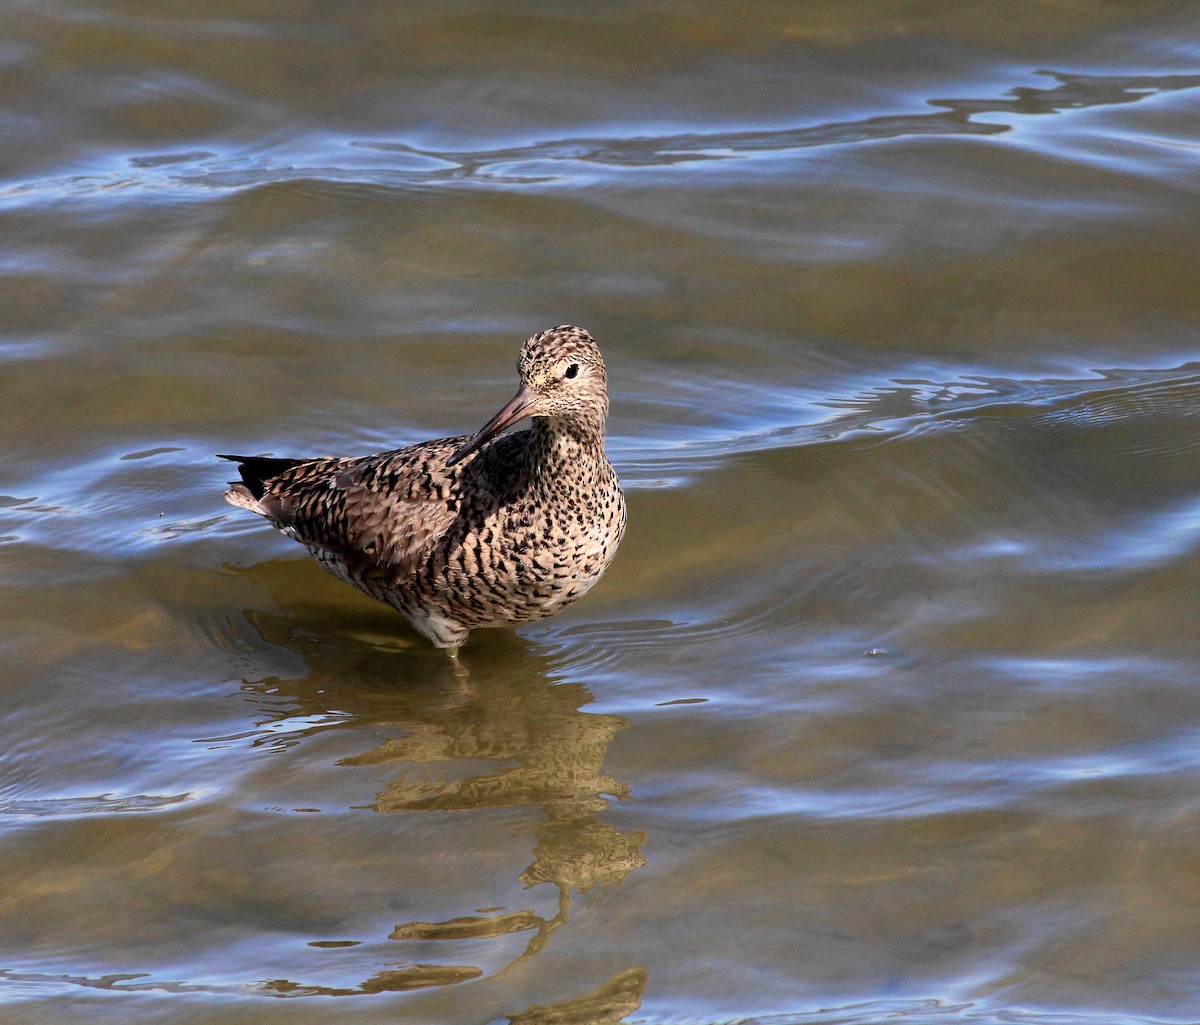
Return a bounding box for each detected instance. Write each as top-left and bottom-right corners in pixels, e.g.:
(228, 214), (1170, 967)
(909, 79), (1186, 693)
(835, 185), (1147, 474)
(564, 363), (580, 380)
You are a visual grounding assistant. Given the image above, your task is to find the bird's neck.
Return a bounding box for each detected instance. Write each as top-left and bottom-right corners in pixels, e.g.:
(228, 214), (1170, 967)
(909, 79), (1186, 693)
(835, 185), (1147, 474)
(528, 415), (608, 475)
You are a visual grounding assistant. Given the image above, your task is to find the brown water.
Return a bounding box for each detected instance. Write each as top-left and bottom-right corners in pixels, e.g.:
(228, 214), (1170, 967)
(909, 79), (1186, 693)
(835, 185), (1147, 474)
(4, 3), (1200, 1023)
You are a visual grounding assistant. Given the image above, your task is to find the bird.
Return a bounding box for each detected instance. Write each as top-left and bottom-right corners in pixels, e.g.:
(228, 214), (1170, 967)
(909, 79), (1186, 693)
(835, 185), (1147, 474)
(219, 325), (626, 655)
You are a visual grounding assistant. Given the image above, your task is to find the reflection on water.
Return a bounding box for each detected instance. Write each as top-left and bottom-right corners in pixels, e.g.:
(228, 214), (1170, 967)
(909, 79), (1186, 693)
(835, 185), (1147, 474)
(237, 580), (644, 996)
(263, 964), (484, 998)
(5, 2), (1200, 1022)
(505, 966), (646, 1025)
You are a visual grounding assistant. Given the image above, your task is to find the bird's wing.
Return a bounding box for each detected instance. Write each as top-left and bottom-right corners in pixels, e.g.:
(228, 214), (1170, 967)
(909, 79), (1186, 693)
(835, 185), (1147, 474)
(255, 441), (466, 580)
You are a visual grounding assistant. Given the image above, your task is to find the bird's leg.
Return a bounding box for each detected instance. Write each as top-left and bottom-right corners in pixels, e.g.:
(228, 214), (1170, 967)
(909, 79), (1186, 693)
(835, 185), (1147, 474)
(446, 646), (470, 684)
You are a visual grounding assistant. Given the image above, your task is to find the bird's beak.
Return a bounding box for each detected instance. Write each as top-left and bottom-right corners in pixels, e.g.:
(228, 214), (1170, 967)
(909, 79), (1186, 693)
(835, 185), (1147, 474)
(446, 383), (539, 467)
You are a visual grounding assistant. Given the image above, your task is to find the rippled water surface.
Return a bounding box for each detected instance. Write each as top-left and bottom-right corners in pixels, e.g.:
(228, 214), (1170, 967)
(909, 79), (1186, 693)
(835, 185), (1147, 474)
(4, 3), (1200, 1023)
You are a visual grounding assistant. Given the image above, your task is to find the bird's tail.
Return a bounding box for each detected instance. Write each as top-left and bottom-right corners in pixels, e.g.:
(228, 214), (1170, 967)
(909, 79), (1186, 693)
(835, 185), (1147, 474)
(217, 453), (305, 511)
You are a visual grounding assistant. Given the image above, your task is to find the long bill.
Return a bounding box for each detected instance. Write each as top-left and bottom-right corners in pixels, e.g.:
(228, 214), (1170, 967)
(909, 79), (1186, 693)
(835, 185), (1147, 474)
(446, 383), (539, 467)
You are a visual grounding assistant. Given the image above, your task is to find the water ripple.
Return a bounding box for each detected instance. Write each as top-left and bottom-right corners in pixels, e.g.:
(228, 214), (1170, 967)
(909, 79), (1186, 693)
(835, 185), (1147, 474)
(0, 791), (192, 819)
(690, 999), (1192, 1025)
(3, 71), (1196, 207)
(612, 360), (1200, 489)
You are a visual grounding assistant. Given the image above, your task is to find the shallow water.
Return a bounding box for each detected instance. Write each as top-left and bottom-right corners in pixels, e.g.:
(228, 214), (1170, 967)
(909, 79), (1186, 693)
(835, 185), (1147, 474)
(4, 3), (1200, 1023)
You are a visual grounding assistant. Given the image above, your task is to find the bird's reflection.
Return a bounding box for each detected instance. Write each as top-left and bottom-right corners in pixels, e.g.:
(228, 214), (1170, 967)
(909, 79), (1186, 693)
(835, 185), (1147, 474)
(227, 562), (646, 998)
(504, 966), (646, 1025)
(355, 668), (646, 971)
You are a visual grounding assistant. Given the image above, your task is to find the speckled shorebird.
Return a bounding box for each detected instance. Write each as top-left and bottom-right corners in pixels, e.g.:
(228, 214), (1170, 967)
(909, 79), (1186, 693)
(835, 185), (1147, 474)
(220, 325), (625, 654)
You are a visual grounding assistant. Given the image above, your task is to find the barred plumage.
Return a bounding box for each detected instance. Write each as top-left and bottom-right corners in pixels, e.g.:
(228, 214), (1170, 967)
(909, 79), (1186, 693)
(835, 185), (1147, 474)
(220, 326), (625, 651)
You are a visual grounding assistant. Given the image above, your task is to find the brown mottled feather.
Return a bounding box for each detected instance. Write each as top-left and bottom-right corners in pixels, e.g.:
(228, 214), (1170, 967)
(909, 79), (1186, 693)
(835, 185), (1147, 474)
(220, 327), (625, 649)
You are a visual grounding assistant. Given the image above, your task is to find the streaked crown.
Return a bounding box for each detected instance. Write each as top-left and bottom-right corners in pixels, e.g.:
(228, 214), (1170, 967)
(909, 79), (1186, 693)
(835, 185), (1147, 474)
(519, 325), (609, 424)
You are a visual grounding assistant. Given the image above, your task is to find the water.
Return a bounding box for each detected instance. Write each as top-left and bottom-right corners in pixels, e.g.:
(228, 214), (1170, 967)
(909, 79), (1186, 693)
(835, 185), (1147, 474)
(3, 3), (1200, 1022)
